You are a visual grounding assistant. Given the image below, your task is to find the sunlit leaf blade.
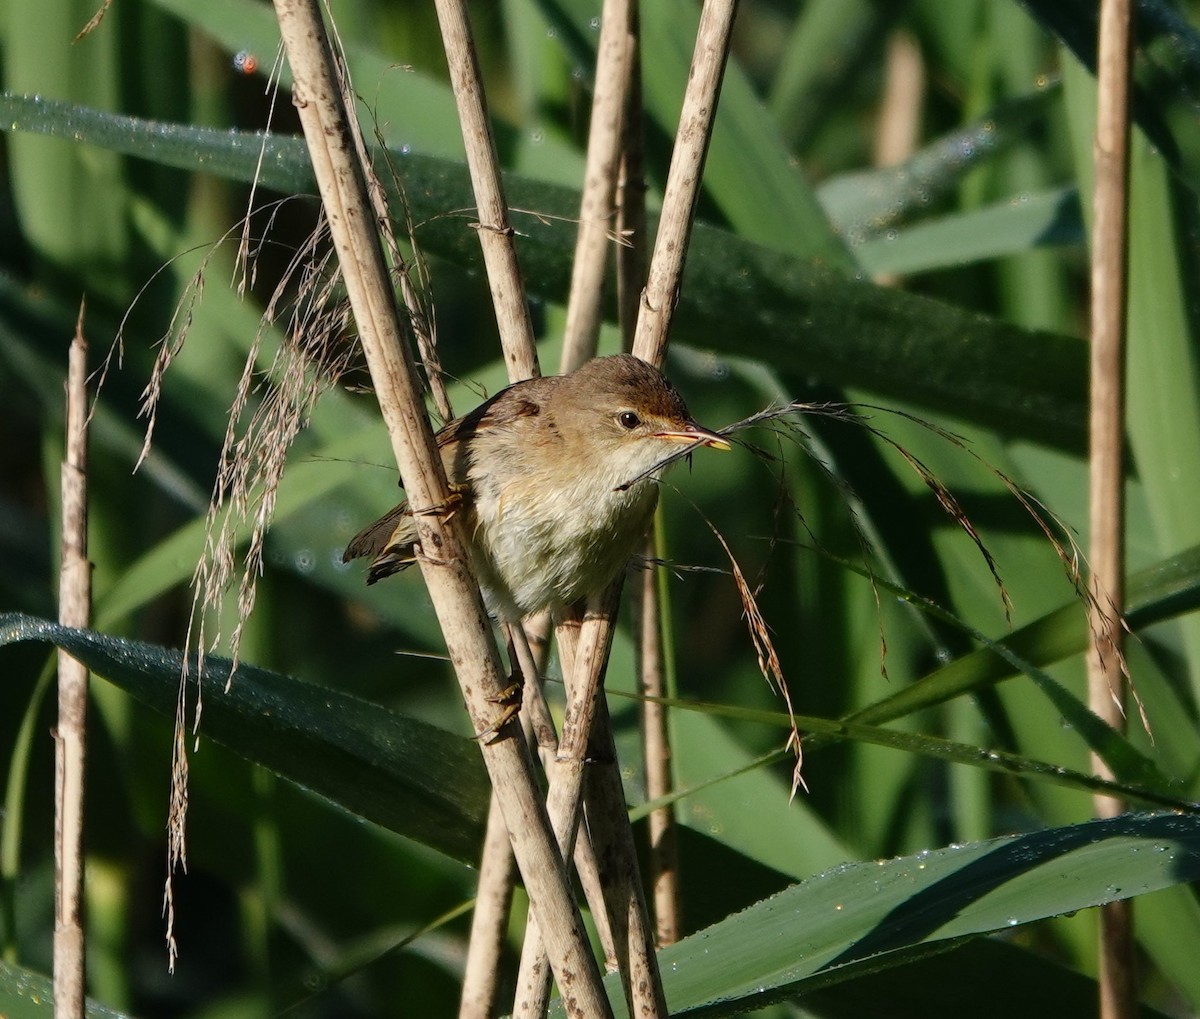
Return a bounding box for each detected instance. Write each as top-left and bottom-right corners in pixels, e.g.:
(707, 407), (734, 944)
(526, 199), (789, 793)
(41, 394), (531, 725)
(0, 613), (489, 863)
(817, 86), (1060, 240)
(855, 187), (1084, 276)
(551, 813), (1200, 1017)
(0, 94), (1090, 449)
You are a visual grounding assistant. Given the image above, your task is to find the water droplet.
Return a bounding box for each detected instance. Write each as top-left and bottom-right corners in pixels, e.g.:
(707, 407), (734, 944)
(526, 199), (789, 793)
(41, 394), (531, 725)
(294, 549), (315, 573)
(589, 16), (600, 29)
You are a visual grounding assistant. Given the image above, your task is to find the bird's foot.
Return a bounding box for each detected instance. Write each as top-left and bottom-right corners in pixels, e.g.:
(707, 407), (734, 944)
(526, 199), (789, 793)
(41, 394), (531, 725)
(474, 676), (523, 743)
(413, 484), (467, 522)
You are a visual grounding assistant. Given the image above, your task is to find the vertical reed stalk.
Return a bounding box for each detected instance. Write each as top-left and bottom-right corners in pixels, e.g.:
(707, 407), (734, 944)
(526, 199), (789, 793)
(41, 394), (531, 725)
(54, 306), (91, 1019)
(1088, 1), (1135, 1017)
(271, 3), (610, 1014)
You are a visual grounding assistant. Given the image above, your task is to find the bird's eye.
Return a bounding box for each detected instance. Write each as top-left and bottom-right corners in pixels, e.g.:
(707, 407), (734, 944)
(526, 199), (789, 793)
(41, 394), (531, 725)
(617, 411), (641, 430)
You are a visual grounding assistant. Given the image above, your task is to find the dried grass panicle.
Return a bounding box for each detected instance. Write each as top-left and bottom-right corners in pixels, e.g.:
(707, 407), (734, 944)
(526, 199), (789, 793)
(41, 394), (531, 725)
(700, 512), (807, 796)
(141, 207), (364, 964)
(723, 399), (1140, 720)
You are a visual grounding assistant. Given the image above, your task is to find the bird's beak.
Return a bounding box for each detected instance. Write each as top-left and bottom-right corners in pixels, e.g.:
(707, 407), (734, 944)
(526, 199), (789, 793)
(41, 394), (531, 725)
(653, 422), (731, 451)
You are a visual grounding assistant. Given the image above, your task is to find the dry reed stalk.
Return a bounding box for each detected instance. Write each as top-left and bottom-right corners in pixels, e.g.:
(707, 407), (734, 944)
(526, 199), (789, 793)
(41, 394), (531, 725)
(428, 2), (556, 1004)
(513, 585), (667, 1018)
(631, 0), (739, 368)
(872, 32), (923, 170)
(54, 306), (91, 1019)
(559, 0), (635, 372)
(871, 31), (924, 289)
(615, 9), (680, 947)
(516, 1), (740, 1010)
(514, 0), (663, 1010)
(581, 697), (666, 1016)
(512, 589), (626, 1019)
(559, 618), (667, 1017)
(624, 0), (742, 944)
(432, 0), (540, 382)
(457, 794), (517, 1019)
(270, 3), (610, 1015)
(1089, 0), (1136, 1016)
(616, 7), (647, 348)
(637, 532), (680, 945)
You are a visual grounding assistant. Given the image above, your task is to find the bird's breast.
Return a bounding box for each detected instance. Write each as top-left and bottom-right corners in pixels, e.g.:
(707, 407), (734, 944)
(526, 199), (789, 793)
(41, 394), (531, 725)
(467, 464), (657, 618)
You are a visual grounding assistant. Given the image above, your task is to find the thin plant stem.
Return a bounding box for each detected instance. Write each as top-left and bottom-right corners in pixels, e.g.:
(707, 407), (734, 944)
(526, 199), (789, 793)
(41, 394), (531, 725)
(581, 697), (667, 1016)
(521, 0), (663, 1010)
(558, 604), (665, 1013)
(328, 43), (452, 422)
(1089, 0), (1135, 1017)
(618, 9), (680, 947)
(872, 31), (923, 170)
(616, 5), (647, 350)
(458, 793), (517, 1019)
(871, 31), (924, 289)
(512, 589), (625, 1019)
(638, 537), (679, 945)
(270, 4), (610, 1015)
(559, 0), (635, 372)
(431, 0), (540, 383)
(625, 1), (742, 947)
(516, 0), (740, 1008)
(433, 0), (569, 1006)
(54, 305), (91, 1019)
(631, 0), (740, 369)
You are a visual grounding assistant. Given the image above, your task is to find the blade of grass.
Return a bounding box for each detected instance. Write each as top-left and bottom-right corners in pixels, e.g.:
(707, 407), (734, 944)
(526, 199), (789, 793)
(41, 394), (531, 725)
(548, 812), (1200, 1018)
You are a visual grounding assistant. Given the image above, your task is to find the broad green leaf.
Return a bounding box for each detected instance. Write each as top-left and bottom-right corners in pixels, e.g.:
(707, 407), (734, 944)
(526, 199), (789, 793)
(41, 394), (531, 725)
(551, 812), (1200, 1017)
(3, 0), (130, 296)
(0, 95), (1090, 449)
(0, 959), (131, 1019)
(0, 613), (490, 863)
(0, 280), (208, 513)
(147, 0), (586, 185)
(795, 935), (1174, 1019)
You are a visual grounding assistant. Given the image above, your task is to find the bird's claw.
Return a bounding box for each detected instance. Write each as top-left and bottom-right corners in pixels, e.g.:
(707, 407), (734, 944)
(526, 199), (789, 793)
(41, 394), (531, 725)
(474, 678), (523, 743)
(413, 484), (467, 521)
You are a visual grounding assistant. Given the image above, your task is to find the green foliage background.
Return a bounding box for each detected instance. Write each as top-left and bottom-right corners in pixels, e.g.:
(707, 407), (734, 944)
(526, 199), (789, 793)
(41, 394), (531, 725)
(3, 0), (1200, 1016)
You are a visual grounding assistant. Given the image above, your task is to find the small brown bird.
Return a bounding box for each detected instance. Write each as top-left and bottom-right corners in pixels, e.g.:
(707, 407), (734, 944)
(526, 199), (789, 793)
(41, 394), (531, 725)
(343, 354), (728, 621)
